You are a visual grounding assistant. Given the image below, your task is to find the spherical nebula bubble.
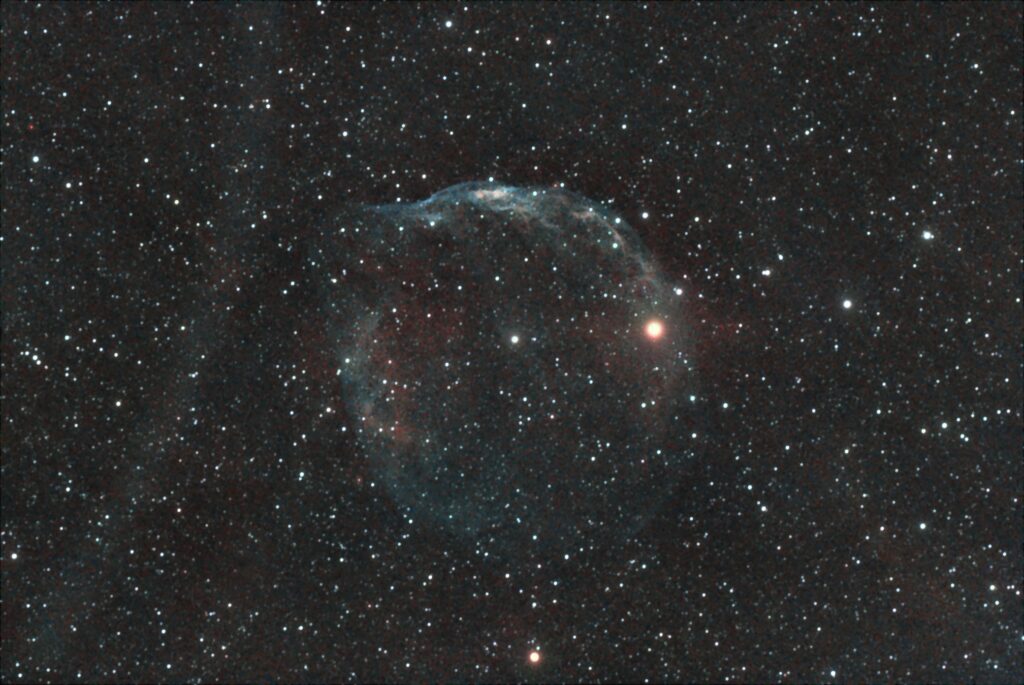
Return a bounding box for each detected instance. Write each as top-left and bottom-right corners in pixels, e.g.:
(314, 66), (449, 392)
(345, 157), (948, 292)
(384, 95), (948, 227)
(317, 182), (699, 556)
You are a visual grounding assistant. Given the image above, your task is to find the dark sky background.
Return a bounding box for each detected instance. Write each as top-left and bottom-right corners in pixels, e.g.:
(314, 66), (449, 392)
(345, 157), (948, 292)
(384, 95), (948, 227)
(2, 2), (1021, 683)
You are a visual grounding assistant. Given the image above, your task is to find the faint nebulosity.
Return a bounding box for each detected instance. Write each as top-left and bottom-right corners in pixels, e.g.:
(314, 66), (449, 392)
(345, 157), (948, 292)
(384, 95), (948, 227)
(319, 183), (697, 557)
(1, 3), (1021, 684)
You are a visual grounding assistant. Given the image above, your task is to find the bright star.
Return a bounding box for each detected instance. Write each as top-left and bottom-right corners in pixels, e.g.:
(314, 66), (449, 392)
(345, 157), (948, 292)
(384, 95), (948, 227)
(645, 319), (664, 340)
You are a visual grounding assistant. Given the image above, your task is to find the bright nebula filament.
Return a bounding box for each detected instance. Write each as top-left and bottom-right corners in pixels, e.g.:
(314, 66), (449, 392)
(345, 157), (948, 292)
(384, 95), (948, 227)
(645, 319), (665, 340)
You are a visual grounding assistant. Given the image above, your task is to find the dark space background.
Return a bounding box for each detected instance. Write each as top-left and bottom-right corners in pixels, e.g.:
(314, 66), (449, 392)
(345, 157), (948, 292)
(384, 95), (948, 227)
(2, 2), (1021, 683)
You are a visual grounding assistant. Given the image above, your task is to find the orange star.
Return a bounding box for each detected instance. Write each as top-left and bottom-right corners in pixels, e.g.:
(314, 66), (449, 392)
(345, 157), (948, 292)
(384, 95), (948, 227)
(645, 319), (664, 340)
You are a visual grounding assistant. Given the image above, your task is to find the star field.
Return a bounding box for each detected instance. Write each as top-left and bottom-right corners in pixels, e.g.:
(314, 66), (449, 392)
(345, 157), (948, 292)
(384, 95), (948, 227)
(2, 3), (1021, 683)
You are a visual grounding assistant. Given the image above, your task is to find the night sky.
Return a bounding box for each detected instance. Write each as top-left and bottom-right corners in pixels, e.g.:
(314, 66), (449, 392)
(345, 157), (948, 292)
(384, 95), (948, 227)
(2, 3), (1022, 683)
